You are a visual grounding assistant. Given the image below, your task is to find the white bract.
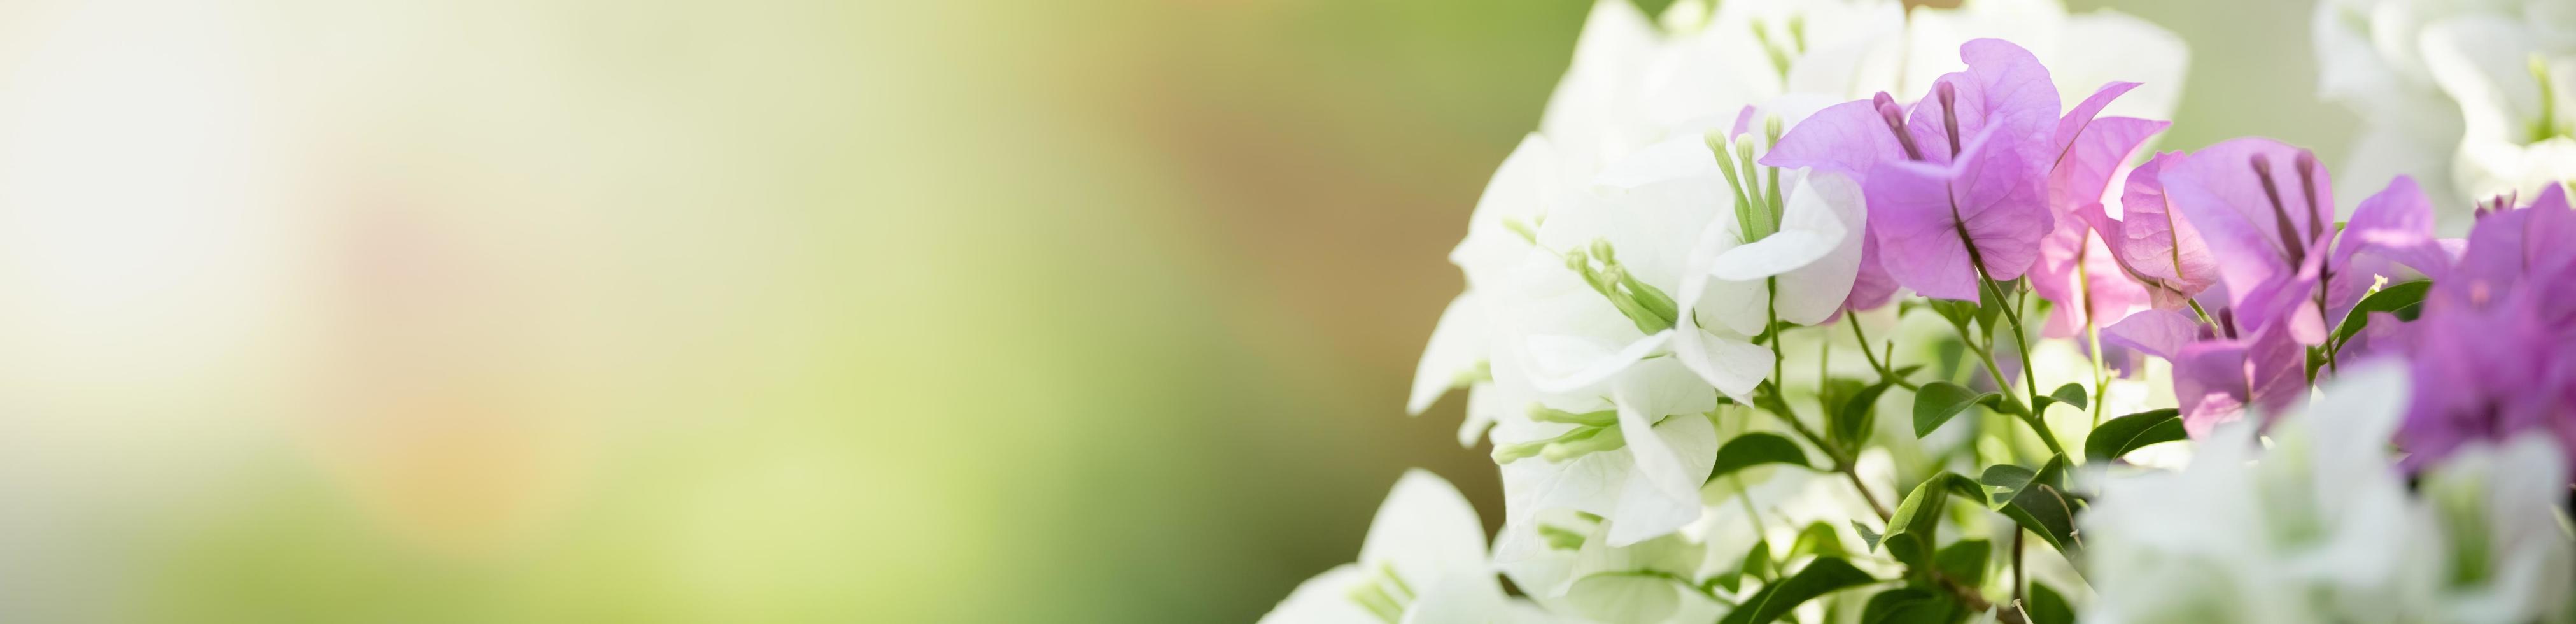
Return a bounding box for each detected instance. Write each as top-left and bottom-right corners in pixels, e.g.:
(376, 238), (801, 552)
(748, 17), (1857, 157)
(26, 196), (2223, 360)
(2081, 364), (2575, 624)
(2315, 0), (2576, 217)
(1258, 471), (1565, 624)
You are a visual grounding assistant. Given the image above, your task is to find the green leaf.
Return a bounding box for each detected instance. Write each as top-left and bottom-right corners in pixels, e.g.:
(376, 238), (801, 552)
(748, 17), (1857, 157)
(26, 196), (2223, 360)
(2027, 582), (2075, 624)
(2085, 408), (2185, 463)
(2032, 382), (2086, 415)
(1789, 521), (1849, 560)
(1708, 433), (1816, 484)
(1831, 380), (1896, 449)
(1991, 455), (2083, 555)
(1852, 520), (1883, 553)
(1881, 473), (1981, 569)
(1717, 557), (1878, 624)
(1974, 287), (2009, 339)
(1934, 539), (1990, 588)
(2331, 280), (2432, 348)
(1978, 466), (2040, 505)
(1710, 570), (1742, 593)
(1860, 588), (1960, 624)
(1927, 299), (1978, 329)
(1912, 381), (1999, 437)
(1739, 541), (1775, 582)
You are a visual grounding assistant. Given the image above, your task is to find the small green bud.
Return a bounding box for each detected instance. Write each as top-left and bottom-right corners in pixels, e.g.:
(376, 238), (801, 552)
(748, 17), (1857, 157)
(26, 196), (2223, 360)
(1787, 15), (1808, 53)
(1617, 271), (1681, 330)
(1492, 439), (1550, 464)
(1542, 425), (1626, 462)
(1346, 583), (1404, 624)
(1529, 405), (1618, 427)
(1538, 524), (1588, 550)
(1449, 360), (1492, 388)
(2533, 53), (2566, 142)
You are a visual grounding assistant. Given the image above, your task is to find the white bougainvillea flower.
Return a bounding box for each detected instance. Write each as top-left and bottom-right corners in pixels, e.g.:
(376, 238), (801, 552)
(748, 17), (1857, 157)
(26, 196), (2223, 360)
(2419, 15), (2576, 202)
(1647, 0), (1906, 111)
(1587, 97), (1864, 395)
(1902, 0), (2188, 124)
(1489, 509), (1723, 624)
(1542, 0), (1670, 172)
(2312, 0), (2575, 212)
(1260, 470), (1565, 624)
(2416, 436), (2575, 623)
(2082, 364), (2576, 624)
(1488, 356), (1719, 551)
(1407, 292), (1502, 446)
(1415, 132), (1582, 445)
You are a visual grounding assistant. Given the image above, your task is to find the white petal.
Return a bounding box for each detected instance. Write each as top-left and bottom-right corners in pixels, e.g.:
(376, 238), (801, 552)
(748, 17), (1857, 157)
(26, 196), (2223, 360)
(1614, 388), (1697, 506)
(1669, 326), (1771, 402)
(1593, 134), (1722, 190)
(1256, 564), (1374, 624)
(1705, 170), (1849, 281)
(1542, 0), (1660, 146)
(1606, 410), (1716, 546)
(2297, 361), (2410, 490)
(1452, 134), (1566, 288)
(1459, 381), (1504, 447)
(1773, 173), (1867, 324)
(1410, 292), (1489, 415)
(1526, 332), (1670, 395)
(1360, 470), (1491, 590)
(2054, 11), (2189, 122)
(1617, 356), (1721, 418)
(2420, 17), (2544, 146)
(1400, 572), (1512, 624)
(1489, 511), (1589, 599)
(1564, 574), (1682, 624)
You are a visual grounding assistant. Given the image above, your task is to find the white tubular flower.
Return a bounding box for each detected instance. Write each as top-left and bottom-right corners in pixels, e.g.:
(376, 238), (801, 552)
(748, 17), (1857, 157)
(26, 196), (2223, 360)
(1261, 471), (1567, 624)
(1589, 96), (1866, 395)
(2081, 364), (2576, 624)
(1488, 356), (1719, 552)
(1650, 0), (1907, 109)
(2314, 0), (2575, 213)
(2420, 14), (2576, 205)
(2419, 436), (2575, 624)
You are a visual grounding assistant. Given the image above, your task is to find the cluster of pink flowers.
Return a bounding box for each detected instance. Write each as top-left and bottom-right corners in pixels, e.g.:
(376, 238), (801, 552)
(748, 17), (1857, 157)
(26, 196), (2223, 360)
(1783, 38), (2568, 467)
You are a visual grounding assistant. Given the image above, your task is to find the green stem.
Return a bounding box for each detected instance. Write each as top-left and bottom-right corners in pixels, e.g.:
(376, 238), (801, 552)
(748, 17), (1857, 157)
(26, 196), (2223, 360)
(2186, 298), (2218, 329)
(1766, 283), (1892, 521)
(1848, 310), (1922, 391)
(1974, 274), (2067, 457)
(2075, 250), (2109, 428)
(1967, 276), (2071, 456)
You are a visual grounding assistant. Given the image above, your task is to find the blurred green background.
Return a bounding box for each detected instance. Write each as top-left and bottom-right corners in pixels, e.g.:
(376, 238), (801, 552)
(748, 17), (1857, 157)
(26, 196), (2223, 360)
(0, 0), (2347, 622)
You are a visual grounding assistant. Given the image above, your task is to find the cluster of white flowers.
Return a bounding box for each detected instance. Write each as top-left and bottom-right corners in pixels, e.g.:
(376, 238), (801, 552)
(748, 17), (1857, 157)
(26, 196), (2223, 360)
(1270, 1), (2576, 623)
(2083, 364), (2573, 624)
(2315, 0), (2576, 217)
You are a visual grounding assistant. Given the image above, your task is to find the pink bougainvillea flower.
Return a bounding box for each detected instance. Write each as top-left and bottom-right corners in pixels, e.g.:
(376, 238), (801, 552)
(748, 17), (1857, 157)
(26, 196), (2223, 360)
(1771, 38), (2066, 303)
(2159, 138), (2337, 316)
(2081, 152), (2221, 309)
(2391, 183), (2576, 471)
(2029, 81), (2170, 336)
(2166, 311), (2309, 438)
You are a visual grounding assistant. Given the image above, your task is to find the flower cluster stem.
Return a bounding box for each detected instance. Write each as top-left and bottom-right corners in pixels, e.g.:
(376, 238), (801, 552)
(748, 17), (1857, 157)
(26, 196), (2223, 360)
(1767, 278), (1893, 521)
(1975, 271), (2067, 457)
